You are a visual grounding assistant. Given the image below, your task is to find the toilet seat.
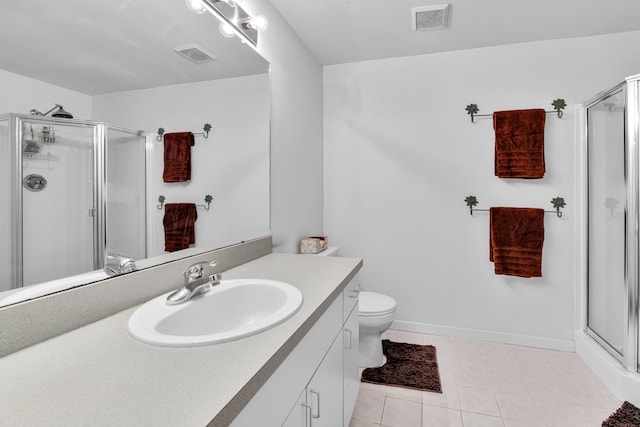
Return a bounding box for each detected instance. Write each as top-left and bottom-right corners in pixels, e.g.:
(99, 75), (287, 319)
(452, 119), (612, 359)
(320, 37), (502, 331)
(359, 291), (396, 317)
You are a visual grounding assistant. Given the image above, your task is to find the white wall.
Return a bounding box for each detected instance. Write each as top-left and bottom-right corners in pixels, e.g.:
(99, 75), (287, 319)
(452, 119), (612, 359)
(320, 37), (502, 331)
(92, 0), (327, 255)
(244, 0), (325, 253)
(0, 69), (92, 119)
(324, 31), (640, 349)
(93, 74), (270, 256)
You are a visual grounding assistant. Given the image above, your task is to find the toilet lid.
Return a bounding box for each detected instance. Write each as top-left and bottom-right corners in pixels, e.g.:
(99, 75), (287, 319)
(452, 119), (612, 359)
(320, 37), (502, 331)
(359, 291), (396, 316)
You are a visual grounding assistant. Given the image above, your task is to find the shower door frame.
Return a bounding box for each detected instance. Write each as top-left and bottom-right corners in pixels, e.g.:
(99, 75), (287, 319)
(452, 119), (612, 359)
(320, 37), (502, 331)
(10, 114), (106, 289)
(584, 74), (640, 373)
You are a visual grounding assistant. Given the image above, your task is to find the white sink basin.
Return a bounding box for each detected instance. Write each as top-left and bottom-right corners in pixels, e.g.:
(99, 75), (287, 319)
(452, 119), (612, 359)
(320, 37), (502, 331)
(128, 279), (303, 347)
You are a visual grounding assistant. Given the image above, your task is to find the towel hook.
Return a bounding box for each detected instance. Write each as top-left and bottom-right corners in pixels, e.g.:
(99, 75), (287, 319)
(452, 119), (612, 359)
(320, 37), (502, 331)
(465, 99), (567, 123)
(550, 196), (565, 218)
(203, 194), (213, 210)
(202, 123), (212, 139)
(156, 195), (213, 211)
(551, 99), (566, 119)
(155, 123), (212, 142)
(465, 104), (480, 123)
(465, 195), (566, 218)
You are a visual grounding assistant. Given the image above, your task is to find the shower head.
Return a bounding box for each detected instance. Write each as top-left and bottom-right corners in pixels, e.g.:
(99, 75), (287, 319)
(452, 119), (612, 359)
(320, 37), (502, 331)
(29, 103), (74, 119)
(51, 105), (73, 118)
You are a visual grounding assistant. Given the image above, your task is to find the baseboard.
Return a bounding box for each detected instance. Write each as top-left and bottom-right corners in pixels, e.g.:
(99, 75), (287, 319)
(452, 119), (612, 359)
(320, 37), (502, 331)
(392, 320), (575, 352)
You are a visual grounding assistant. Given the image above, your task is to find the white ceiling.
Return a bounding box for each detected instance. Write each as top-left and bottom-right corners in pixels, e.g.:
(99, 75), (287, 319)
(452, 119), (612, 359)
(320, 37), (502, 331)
(0, 0), (269, 95)
(270, 0), (640, 65)
(4, 1), (640, 95)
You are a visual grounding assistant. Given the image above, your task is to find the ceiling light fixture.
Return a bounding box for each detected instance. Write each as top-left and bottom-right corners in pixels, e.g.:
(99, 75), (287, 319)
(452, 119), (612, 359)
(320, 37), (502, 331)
(219, 22), (237, 38)
(186, 0), (266, 47)
(185, 0), (207, 15)
(241, 14), (268, 31)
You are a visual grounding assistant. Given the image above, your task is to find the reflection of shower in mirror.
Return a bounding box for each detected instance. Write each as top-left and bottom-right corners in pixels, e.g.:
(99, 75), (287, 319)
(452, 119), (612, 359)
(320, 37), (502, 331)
(0, 113), (146, 291)
(29, 103), (74, 119)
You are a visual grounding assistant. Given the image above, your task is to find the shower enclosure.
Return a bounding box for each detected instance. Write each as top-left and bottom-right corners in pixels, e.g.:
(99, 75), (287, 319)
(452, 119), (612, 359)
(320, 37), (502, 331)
(0, 114), (146, 291)
(585, 74), (640, 376)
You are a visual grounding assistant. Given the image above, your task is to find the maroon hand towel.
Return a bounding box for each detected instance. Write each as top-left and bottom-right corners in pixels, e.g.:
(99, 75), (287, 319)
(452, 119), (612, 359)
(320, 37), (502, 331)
(163, 203), (197, 252)
(163, 132), (195, 182)
(489, 207), (544, 278)
(493, 109), (546, 179)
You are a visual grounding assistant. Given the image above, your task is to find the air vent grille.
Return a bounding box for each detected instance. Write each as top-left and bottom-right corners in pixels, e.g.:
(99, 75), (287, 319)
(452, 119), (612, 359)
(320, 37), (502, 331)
(173, 44), (217, 64)
(412, 4), (450, 31)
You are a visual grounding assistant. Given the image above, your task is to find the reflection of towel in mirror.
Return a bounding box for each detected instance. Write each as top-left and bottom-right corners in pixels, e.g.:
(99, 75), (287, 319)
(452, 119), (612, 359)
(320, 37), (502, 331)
(489, 207), (544, 278)
(163, 132), (195, 182)
(493, 109), (546, 179)
(163, 203), (197, 252)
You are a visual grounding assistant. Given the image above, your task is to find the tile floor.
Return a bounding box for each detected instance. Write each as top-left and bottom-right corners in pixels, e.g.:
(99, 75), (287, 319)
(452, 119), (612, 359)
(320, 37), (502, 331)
(349, 329), (621, 427)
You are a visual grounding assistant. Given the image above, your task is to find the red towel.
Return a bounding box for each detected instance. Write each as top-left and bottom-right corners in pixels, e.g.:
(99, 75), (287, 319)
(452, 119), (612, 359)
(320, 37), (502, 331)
(490, 207), (544, 278)
(163, 132), (195, 182)
(163, 203), (197, 252)
(493, 109), (546, 179)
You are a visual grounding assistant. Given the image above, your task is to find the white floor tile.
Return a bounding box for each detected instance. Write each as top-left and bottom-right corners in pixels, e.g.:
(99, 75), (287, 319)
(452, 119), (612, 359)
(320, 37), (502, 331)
(454, 365), (492, 389)
(534, 398), (590, 426)
(461, 411), (505, 427)
(457, 386), (501, 417)
(422, 384), (460, 410)
(422, 405), (463, 427)
(487, 370), (529, 396)
(381, 396), (422, 427)
(353, 330), (621, 427)
(352, 386), (386, 424)
(494, 393), (544, 422)
(349, 419), (380, 427)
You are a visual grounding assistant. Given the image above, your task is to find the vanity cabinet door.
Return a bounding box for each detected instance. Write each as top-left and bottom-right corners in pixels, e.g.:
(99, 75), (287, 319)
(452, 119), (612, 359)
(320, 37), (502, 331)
(307, 331), (344, 427)
(281, 389), (309, 427)
(343, 304), (360, 426)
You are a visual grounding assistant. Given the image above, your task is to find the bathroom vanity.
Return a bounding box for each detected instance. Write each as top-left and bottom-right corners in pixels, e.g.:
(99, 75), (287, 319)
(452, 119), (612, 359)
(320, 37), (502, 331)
(0, 252), (362, 426)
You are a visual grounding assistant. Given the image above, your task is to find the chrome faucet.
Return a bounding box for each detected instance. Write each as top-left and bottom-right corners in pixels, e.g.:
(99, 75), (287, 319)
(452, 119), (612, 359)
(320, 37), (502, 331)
(104, 253), (138, 276)
(166, 261), (221, 305)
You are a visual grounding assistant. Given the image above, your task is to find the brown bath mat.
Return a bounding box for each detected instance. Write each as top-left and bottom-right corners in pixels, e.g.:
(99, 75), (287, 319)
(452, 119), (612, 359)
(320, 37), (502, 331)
(602, 401), (640, 426)
(361, 340), (442, 393)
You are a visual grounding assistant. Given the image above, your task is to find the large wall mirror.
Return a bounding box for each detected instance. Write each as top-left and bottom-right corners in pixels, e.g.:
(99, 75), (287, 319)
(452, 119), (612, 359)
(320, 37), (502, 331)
(0, 0), (270, 306)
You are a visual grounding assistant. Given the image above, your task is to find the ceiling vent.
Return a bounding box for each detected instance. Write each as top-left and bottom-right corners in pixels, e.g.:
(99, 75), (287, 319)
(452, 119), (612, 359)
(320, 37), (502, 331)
(411, 4), (451, 31)
(173, 44), (218, 64)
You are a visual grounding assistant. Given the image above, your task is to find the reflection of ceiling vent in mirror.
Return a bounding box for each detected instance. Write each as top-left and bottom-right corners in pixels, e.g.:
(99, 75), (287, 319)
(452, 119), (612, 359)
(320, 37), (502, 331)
(173, 44), (218, 64)
(411, 4), (450, 31)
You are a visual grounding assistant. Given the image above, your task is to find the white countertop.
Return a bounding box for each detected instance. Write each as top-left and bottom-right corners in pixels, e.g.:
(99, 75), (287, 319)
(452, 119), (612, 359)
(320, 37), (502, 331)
(0, 253), (362, 427)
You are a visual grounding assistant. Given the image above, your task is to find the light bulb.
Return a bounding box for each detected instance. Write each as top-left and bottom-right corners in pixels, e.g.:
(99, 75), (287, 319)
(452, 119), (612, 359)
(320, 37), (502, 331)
(185, 0), (207, 14)
(219, 22), (236, 38)
(249, 14), (268, 31)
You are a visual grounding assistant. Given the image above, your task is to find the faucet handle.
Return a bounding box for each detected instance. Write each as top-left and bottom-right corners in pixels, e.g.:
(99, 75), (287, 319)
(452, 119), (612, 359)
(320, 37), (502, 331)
(184, 260), (217, 280)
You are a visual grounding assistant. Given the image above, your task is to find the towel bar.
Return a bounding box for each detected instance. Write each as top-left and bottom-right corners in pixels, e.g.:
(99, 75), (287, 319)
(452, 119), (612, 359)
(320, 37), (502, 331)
(157, 195), (213, 211)
(464, 195), (566, 218)
(156, 124), (212, 142)
(465, 99), (566, 123)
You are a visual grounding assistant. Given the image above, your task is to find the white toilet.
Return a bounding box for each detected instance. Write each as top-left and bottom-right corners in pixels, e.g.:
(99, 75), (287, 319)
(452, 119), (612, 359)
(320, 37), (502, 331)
(358, 291), (397, 368)
(305, 246), (397, 368)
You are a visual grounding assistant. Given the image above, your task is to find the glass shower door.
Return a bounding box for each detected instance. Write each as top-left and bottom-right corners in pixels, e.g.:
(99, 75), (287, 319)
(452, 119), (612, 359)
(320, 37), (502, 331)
(586, 88), (627, 359)
(104, 125), (146, 261)
(20, 118), (97, 286)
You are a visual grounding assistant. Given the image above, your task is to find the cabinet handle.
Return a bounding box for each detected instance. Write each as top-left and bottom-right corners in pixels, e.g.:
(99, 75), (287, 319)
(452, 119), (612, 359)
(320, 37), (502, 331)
(344, 329), (352, 349)
(309, 389), (320, 419)
(348, 289), (360, 298)
(301, 402), (312, 427)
